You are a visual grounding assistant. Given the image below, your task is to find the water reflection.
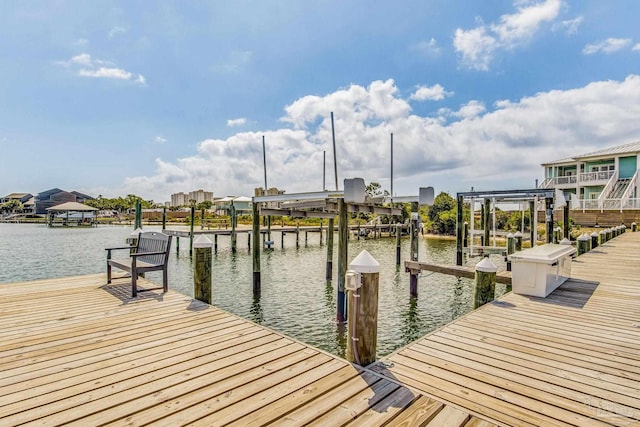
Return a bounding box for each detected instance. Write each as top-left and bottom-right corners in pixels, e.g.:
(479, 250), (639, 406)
(250, 295), (263, 324)
(450, 276), (468, 319)
(400, 296), (420, 345)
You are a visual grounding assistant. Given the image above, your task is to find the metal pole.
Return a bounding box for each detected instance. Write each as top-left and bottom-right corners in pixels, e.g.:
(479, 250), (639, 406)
(262, 135), (268, 190)
(331, 112), (338, 191)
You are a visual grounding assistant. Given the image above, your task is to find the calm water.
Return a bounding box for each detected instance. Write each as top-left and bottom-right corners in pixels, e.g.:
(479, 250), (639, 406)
(0, 223), (507, 357)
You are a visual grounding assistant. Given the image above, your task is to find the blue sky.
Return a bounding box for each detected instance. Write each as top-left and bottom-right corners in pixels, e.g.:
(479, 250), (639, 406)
(1, 0), (639, 203)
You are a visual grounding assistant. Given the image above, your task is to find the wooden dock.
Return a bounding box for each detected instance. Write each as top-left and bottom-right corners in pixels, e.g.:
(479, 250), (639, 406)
(0, 274), (491, 426)
(372, 232), (640, 426)
(2, 234), (639, 425)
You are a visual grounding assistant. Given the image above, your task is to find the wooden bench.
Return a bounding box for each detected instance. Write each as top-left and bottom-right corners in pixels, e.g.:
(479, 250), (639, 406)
(106, 231), (172, 297)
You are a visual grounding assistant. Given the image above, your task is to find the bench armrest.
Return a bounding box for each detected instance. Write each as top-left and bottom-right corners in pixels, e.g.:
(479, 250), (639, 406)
(131, 250), (167, 257)
(105, 246), (132, 251)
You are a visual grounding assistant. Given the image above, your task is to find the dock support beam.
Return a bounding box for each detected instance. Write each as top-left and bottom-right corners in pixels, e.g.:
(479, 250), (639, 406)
(483, 199), (491, 247)
(252, 202), (261, 296)
(337, 199), (348, 322)
(326, 218), (335, 281)
(346, 250), (379, 366)
(545, 197), (554, 244)
(474, 257), (497, 308)
(456, 195), (464, 266)
(395, 223), (401, 267)
(563, 204), (570, 240)
(230, 202), (237, 254)
(529, 200), (536, 246)
(189, 206), (195, 257)
(162, 207), (166, 231)
(409, 202), (419, 296)
(193, 236), (212, 304)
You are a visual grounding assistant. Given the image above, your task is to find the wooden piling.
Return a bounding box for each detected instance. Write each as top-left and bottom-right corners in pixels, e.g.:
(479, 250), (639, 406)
(193, 235), (213, 304)
(345, 250), (379, 366)
(577, 233), (590, 256)
(474, 257), (497, 308)
(326, 218), (335, 281)
(545, 197), (554, 244)
(514, 231), (523, 251)
(456, 195), (464, 266)
(337, 199), (348, 322)
(591, 231), (599, 249)
(319, 220), (323, 246)
(296, 222), (300, 248)
(252, 201), (261, 296)
(201, 209), (205, 230)
(409, 202), (419, 296)
(214, 234), (218, 253)
(506, 233), (514, 272)
(563, 204), (570, 240)
(483, 198), (491, 247)
(529, 200), (536, 245)
(632, 222), (637, 232)
(463, 221), (468, 248)
(395, 223), (401, 267)
(189, 206), (195, 257)
(162, 207), (166, 231)
(176, 236), (180, 254)
(230, 202), (237, 254)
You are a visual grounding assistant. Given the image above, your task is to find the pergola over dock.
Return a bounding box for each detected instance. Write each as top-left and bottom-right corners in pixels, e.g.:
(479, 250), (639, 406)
(46, 201), (98, 227)
(455, 188), (561, 265)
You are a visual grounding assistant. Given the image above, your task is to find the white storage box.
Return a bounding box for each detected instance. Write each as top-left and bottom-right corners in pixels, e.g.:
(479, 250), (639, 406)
(508, 244), (576, 297)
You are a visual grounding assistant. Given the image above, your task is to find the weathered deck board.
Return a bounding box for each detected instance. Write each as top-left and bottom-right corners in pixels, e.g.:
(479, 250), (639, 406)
(372, 232), (640, 427)
(0, 274), (488, 426)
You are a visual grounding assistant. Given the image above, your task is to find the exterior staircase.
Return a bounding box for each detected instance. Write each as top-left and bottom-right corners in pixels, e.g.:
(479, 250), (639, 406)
(602, 179), (631, 209)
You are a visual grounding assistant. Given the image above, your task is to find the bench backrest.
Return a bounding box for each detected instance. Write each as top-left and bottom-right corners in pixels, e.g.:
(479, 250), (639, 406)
(136, 232), (172, 266)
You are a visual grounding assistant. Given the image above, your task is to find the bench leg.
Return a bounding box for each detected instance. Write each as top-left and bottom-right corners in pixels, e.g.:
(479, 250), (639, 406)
(132, 272), (137, 297)
(163, 267), (168, 293)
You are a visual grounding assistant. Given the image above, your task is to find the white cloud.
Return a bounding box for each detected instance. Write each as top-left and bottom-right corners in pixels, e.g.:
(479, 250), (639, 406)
(108, 26), (127, 38)
(454, 0), (562, 70)
(57, 53), (146, 85)
(118, 75), (640, 201)
(634, 43), (640, 51)
(227, 118), (247, 127)
(74, 38), (89, 46)
(410, 84), (454, 101)
(583, 38), (632, 55)
(452, 100), (486, 119)
(557, 16), (583, 35)
(154, 136), (168, 144)
(411, 38), (441, 56)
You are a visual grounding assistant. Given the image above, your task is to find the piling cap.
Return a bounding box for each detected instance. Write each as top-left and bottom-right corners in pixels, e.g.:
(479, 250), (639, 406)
(560, 238), (571, 245)
(130, 227), (143, 237)
(577, 233), (590, 241)
(591, 232), (599, 237)
(349, 249), (379, 273)
(599, 230), (606, 234)
(193, 235), (213, 248)
(514, 231), (522, 237)
(506, 232), (514, 238)
(475, 257), (498, 273)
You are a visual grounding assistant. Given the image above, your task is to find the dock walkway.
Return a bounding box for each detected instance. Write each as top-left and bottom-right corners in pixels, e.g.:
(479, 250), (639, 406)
(2, 234), (639, 425)
(0, 275), (487, 426)
(372, 232), (640, 426)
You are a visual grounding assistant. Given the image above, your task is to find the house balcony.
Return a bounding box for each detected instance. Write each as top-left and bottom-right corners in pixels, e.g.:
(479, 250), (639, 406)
(579, 170), (615, 185)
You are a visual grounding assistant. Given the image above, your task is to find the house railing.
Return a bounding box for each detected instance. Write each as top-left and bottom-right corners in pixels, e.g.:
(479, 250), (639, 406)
(580, 170), (615, 183)
(619, 170), (640, 212)
(597, 171), (619, 211)
(622, 198), (640, 209)
(538, 178), (552, 189)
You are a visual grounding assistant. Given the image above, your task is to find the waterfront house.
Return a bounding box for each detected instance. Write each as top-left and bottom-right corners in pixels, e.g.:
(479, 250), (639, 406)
(34, 188), (93, 215)
(0, 193), (34, 216)
(540, 140), (640, 212)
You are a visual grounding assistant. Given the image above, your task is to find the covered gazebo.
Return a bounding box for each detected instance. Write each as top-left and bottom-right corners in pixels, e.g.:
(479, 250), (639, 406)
(46, 202), (98, 227)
